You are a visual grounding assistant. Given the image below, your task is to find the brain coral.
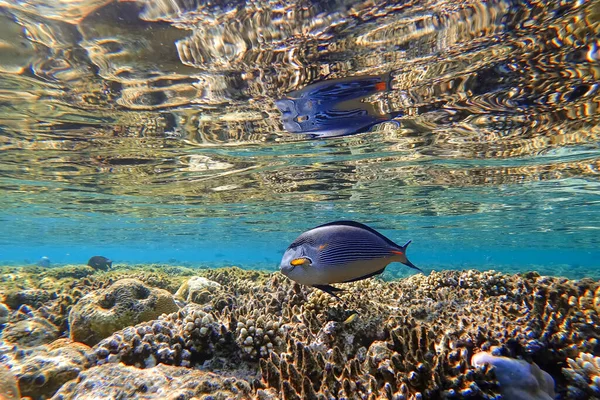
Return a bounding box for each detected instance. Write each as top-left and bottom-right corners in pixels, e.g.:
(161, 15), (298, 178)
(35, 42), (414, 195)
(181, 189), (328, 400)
(69, 278), (179, 346)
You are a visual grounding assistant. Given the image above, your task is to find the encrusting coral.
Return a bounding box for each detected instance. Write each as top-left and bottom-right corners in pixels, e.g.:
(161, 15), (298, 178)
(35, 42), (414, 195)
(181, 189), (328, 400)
(0, 364), (20, 400)
(0, 302), (9, 325)
(1, 316), (59, 347)
(0, 339), (91, 399)
(0, 266), (599, 399)
(52, 362), (251, 399)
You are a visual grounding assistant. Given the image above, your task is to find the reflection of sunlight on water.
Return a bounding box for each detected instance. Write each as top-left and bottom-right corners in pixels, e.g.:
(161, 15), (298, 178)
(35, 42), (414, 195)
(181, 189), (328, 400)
(183, 155), (234, 172)
(0, 0), (597, 266)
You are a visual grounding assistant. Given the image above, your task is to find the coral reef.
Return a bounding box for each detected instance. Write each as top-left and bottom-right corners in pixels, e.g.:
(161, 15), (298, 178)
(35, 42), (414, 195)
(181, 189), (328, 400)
(92, 304), (227, 368)
(0, 266), (598, 399)
(1, 316), (59, 347)
(0, 302), (9, 325)
(0, 339), (91, 399)
(562, 352), (600, 400)
(0, 264), (200, 342)
(86, 268), (600, 399)
(69, 278), (179, 346)
(52, 362), (251, 399)
(471, 351), (555, 400)
(175, 276), (223, 304)
(0, 364), (20, 400)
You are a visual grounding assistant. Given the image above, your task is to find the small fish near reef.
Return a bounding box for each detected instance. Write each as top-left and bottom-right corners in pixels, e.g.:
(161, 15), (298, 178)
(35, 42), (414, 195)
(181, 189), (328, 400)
(87, 255), (112, 271)
(280, 221), (421, 299)
(275, 74), (402, 138)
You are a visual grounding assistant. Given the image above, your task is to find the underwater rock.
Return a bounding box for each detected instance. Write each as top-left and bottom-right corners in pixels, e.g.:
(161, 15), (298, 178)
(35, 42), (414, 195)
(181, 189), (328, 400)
(175, 276), (222, 303)
(562, 352), (600, 399)
(0, 339), (91, 399)
(69, 278), (179, 346)
(1, 316), (59, 347)
(52, 362), (251, 399)
(472, 352), (555, 400)
(0, 364), (20, 400)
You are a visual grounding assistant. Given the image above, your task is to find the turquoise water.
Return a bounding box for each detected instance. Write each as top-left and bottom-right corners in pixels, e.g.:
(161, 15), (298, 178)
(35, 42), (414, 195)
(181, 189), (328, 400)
(0, 0), (599, 278)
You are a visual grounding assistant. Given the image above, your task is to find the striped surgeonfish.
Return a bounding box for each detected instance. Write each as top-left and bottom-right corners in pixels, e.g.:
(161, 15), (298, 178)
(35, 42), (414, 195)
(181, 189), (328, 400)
(280, 221), (421, 298)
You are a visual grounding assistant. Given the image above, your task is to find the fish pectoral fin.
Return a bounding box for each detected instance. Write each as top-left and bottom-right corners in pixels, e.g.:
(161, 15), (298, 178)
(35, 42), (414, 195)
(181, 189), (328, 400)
(313, 284), (344, 300)
(342, 267), (386, 283)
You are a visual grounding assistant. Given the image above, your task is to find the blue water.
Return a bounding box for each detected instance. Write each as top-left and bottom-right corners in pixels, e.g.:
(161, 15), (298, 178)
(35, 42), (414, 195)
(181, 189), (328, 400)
(3, 179), (599, 278)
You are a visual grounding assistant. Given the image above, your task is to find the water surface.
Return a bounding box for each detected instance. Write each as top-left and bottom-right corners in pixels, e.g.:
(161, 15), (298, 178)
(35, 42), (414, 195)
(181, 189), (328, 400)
(0, 0), (599, 277)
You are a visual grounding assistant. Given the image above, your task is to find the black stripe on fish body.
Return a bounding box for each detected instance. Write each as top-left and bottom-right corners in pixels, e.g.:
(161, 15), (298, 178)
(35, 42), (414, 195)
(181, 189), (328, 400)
(287, 234), (317, 249)
(319, 232), (397, 247)
(314, 221), (403, 249)
(318, 255), (392, 267)
(317, 237), (397, 264)
(319, 240), (396, 253)
(318, 246), (393, 260)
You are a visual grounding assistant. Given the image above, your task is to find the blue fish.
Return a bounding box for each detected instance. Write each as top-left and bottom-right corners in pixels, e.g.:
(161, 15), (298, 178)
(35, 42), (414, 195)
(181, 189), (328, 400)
(275, 75), (401, 138)
(280, 221), (421, 298)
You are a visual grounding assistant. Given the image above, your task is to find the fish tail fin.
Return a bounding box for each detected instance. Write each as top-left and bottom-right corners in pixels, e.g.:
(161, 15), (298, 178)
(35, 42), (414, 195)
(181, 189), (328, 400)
(380, 71), (393, 91)
(393, 240), (423, 273)
(379, 72), (404, 119)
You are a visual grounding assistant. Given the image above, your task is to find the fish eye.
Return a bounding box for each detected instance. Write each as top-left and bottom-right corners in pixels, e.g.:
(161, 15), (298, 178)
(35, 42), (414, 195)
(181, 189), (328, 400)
(295, 115), (309, 123)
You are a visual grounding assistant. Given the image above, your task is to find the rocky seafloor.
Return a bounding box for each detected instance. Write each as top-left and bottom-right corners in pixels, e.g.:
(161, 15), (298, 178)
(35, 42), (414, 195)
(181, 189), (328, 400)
(0, 264), (599, 400)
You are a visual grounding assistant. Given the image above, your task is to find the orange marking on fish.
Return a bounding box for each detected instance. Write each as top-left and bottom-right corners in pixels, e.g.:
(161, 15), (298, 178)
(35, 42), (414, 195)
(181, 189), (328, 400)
(391, 250), (405, 255)
(318, 244), (328, 250)
(291, 258), (308, 266)
(374, 82), (387, 91)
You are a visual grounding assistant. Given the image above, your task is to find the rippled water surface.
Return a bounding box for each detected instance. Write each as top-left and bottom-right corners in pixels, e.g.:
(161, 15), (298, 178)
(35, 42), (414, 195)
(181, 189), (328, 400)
(1, 0), (599, 276)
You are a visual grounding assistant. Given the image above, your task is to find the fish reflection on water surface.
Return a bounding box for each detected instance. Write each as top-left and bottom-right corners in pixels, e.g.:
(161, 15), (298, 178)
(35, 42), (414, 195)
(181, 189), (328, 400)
(275, 75), (402, 138)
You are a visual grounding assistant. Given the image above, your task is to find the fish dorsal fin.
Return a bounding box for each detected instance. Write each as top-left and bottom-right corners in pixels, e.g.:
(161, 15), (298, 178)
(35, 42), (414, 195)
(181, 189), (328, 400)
(315, 220), (401, 249)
